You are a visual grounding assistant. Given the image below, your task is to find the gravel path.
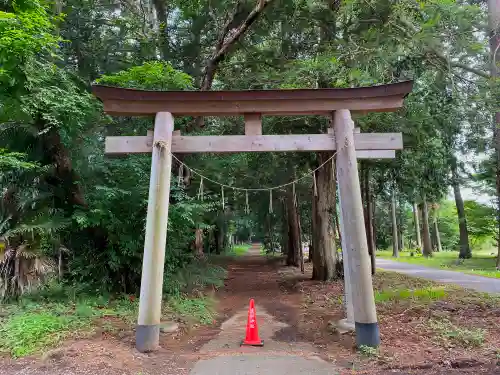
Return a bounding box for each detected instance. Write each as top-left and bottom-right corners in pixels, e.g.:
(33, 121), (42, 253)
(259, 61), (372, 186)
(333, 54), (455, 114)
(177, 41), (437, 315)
(377, 258), (500, 294)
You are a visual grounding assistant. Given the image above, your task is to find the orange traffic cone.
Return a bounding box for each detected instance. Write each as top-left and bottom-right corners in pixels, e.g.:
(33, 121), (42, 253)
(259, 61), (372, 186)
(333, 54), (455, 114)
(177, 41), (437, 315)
(241, 298), (264, 346)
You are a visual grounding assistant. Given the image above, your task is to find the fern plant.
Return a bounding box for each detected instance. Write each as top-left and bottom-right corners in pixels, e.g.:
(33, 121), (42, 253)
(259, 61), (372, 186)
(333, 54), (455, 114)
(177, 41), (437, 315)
(0, 151), (69, 299)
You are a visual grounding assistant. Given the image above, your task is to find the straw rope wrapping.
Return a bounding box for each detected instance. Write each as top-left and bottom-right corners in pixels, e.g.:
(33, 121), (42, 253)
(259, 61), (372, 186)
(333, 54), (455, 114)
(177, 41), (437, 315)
(169, 152), (338, 193)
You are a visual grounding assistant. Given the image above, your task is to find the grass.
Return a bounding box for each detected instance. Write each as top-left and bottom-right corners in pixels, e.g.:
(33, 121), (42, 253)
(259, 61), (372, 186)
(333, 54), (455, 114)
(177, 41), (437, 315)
(164, 258), (227, 295)
(0, 293), (138, 358)
(165, 295), (216, 325)
(230, 243), (251, 256)
(428, 318), (486, 348)
(0, 260), (228, 358)
(377, 249), (500, 278)
(371, 271), (498, 355)
(374, 286), (447, 303)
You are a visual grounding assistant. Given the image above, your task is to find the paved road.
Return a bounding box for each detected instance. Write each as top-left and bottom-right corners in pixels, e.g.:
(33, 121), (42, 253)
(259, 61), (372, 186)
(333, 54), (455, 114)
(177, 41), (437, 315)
(377, 258), (500, 294)
(190, 355), (336, 375)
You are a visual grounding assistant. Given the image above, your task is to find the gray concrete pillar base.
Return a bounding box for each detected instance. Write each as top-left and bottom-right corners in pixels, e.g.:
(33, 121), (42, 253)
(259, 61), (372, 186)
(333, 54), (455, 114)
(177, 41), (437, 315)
(136, 324), (160, 352)
(336, 318), (355, 334)
(355, 322), (380, 348)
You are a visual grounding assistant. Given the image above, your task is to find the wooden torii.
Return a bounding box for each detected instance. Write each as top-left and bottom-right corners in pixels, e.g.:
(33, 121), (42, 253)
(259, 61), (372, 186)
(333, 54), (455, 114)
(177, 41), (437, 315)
(92, 81), (413, 352)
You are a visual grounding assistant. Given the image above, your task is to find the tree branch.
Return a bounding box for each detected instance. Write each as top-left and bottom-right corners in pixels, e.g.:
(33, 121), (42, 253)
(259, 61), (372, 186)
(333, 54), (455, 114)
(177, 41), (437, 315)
(393, 18), (490, 79)
(430, 49), (490, 79)
(200, 0), (274, 91)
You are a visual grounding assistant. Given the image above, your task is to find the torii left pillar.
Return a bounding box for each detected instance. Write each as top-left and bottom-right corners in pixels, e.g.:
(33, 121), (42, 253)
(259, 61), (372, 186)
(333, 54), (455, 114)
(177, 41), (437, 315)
(136, 112), (174, 352)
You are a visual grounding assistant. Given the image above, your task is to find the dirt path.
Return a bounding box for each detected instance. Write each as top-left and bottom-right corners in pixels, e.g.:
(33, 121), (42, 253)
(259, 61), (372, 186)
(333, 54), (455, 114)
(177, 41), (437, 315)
(377, 258), (500, 294)
(188, 244), (338, 374)
(0, 246), (338, 375)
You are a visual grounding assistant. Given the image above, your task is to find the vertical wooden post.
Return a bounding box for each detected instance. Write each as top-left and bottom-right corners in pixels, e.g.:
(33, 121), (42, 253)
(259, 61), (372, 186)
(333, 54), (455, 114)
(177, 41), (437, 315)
(244, 114), (262, 135)
(412, 202), (422, 250)
(334, 109), (379, 347)
(337, 186), (355, 326)
(136, 112), (174, 352)
(391, 190), (399, 257)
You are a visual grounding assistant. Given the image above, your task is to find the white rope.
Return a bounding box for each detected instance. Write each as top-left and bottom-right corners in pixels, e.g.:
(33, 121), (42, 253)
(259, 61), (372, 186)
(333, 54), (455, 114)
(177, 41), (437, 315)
(197, 176), (204, 201)
(269, 190), (273, 213)
(313, 171), (318, 197)
(170, 151), (337, 192)
(178, 164), (184, 186)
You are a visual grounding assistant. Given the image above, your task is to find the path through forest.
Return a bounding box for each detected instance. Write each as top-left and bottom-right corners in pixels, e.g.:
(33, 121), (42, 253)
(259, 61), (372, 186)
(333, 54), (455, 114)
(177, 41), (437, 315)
(377, 258), (500, 294)
(189, 243), (338, 375)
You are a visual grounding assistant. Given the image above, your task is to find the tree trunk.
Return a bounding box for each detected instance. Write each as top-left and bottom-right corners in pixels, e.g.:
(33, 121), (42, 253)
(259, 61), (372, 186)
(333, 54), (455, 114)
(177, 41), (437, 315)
(335, 203), (342, 246)
(451, 158), (472, 259)
(487, 0), (500, 269)
(42, 126), (86, 209)
(195, 228), (204, 257)
(391, 190), (399, 257)
(397, 205), (404, 251)
(433, 207), (443, 252)
(216, 226), (224, 254)
(371, 193), (377, 257)
(399, 195), (405, 250)
(298, 210), (305, 273)
(282, 200), (289, 256)
(421, 197), (433, 257)
(311, 152), (338, 280)
(362, 164), (375, 274)
(309, 212), (314, 262)
(286, 190), (300, 267)
(58, 247), (63, 281)
(200, 0), (273, 91)
(412, 202), (422, 251)
(152, 0), (169, 59)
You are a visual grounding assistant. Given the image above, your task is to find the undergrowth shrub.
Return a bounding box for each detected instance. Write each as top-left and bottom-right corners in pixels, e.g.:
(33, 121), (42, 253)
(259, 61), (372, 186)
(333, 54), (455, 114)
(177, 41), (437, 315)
(163, 258), (227, 296)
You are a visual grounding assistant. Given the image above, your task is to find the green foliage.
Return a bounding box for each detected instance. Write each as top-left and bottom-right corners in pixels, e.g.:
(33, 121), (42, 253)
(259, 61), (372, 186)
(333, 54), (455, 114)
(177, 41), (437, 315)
(163, 258), (227, 296)
(230, 243), (251, 256)
(375, 287), (447, 303)
(0, 312), (83, 357)
(429, 319), (485, 348)
(0, 0), (497, 313)
(0, 0), (59, 95)
(464, 201), (497, 249)
(0, 284), (137, 357)
(166, 296), (216, 325)
(358, 345), (379, 357)
(96, 62), (194, 90)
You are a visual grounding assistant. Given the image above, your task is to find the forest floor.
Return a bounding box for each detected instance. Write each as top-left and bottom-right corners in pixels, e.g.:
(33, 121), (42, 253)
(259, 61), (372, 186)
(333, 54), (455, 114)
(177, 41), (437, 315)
(1, 246), (499, 374)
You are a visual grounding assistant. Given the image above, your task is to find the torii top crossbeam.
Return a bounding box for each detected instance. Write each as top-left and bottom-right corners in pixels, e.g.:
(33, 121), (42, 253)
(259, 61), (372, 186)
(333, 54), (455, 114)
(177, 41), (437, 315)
(92, 81), (413, 116)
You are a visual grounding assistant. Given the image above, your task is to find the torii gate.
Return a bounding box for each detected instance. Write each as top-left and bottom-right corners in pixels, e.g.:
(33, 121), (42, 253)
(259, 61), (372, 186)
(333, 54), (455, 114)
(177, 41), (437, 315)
(92, 81), (413, 352)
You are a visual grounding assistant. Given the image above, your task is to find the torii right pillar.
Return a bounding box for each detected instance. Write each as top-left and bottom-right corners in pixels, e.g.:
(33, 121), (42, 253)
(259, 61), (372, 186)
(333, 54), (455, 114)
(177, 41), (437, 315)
(334, 109), (380, 347)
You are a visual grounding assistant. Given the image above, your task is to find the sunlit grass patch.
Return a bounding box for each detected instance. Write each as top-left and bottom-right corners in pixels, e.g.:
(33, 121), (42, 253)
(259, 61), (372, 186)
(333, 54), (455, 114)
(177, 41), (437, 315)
(231, 243), (251, 256)
(0, 296), (137, 358)
(165, 295), (216, 325)
(375, 287), (447, 303)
